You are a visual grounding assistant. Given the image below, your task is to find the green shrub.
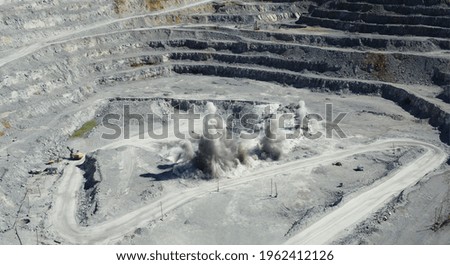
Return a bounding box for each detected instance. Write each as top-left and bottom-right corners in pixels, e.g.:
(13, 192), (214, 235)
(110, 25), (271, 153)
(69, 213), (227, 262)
(71, 120), (97, 138)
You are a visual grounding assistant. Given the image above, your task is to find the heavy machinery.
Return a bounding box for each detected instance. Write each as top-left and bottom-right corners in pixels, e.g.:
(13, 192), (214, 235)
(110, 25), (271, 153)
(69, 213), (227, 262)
(67, 147), (84, 160)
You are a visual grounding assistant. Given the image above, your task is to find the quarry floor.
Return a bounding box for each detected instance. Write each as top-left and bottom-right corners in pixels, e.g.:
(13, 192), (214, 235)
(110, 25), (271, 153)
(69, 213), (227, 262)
(1, 75), (449, 244)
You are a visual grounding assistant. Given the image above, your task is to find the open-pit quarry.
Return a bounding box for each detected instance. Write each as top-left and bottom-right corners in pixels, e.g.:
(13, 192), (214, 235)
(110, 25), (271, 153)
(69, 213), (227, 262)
(0, 0), (449, 245)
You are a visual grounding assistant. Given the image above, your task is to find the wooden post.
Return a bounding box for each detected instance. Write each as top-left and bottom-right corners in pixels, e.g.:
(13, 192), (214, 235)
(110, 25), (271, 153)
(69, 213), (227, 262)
(13, 190), (28, 229)
(15, 227), (22, 245)
(274, 182), (278, 198)
(160, 201), (164, 221)
(217, 178), (220, 192)
(270, 179), (273, 197)
(26, 194), (30, 215)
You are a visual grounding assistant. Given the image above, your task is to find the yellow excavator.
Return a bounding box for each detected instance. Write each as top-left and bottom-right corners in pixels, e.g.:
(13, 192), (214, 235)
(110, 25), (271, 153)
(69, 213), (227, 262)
(67, 147), (84, 160)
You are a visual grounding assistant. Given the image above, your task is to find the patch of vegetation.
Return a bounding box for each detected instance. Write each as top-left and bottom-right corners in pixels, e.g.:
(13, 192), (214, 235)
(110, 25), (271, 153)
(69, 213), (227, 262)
(145, 0), (164, 11)
(71, 120), (97, 138)
(172, 14), (182, 24)
(130, 60), (157, 68)
(364, 53), (393, 82)
(114, 0), (166, 14)
(1, 119), (11, 129)
(113, 0), (127, 14)
(130, 62), (145, 68)
(0, 131), (4, 137)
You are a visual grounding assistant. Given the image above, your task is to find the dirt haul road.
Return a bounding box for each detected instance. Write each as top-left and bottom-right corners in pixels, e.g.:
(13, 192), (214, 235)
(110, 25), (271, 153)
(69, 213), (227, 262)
(50, 138), (447, 244)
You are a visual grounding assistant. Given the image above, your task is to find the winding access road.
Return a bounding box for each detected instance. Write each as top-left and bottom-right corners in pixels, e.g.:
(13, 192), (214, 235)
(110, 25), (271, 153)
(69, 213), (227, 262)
(50, 138), (447, 244)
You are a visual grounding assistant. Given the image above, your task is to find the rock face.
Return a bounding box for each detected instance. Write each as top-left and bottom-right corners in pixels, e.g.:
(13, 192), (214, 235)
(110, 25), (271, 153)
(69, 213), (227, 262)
(294, 0), (450, 144)
(0, 0), (449, 244)
(297, 0), (450, 38)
